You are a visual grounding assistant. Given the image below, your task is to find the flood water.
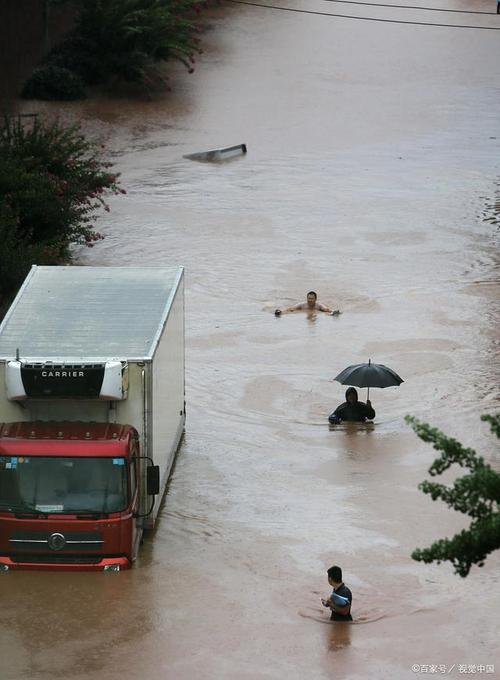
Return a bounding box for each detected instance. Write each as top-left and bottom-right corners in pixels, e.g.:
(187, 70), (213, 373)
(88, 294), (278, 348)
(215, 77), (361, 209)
(2, 1), (500, 678)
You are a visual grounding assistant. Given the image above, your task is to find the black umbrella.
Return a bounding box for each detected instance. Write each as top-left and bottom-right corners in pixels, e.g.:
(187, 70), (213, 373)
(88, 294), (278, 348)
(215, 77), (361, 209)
(334, 358), (404, 400)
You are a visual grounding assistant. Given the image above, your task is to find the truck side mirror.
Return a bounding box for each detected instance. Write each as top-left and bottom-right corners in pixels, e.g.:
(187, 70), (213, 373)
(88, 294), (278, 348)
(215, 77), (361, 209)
(147, 465), (160, 496)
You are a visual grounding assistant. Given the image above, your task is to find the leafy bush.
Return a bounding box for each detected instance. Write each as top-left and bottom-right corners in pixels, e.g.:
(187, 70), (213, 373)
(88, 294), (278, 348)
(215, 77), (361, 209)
(406, 414), (500, 577)
(55, 0), (205, 86)
(0, 117), (123, 305)
(22, 0), (207, 98)
(22, 65), (86, 101)
(0, 196), (57, 315)
(47, 36), (103, 86)
(72, 0), (204, 83)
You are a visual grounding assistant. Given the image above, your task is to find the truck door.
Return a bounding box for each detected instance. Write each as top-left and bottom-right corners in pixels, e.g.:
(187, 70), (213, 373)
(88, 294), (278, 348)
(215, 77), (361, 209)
(129, 440), (142, 561)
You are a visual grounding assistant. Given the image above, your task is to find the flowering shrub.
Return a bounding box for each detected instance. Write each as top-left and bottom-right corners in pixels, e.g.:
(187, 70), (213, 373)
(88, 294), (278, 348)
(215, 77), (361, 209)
(0, 116), (123, 307)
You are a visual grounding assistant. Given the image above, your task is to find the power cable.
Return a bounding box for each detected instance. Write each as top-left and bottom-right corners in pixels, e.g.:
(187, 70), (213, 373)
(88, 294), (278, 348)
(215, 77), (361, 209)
(227, 0), (500, 29)
(321, 0), (494, 15)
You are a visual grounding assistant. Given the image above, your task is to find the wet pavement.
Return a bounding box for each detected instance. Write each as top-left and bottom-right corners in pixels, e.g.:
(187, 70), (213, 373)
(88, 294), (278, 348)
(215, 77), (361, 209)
(2, 0), (500, 678)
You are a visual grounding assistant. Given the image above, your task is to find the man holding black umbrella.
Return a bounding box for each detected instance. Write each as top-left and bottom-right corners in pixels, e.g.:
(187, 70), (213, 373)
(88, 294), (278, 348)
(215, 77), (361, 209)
(328, 387), (375, 424)
(329, 359), (403, 424)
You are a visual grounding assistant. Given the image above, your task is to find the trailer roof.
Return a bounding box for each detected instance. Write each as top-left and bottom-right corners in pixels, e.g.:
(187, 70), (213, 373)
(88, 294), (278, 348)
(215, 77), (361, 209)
(0, 266), (183, 361)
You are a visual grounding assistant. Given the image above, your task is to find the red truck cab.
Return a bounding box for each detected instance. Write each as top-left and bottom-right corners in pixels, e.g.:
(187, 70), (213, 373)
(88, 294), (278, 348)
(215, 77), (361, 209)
(0, 422), (150, 571)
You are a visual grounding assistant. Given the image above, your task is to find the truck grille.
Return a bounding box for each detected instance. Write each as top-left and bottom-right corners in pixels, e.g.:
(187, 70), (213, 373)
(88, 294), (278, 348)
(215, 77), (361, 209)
(9, 531), (103, 552)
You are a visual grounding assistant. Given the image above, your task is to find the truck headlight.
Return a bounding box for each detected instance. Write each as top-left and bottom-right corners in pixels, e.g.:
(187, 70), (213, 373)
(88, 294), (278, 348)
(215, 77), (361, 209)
(0, 564), (10, 572)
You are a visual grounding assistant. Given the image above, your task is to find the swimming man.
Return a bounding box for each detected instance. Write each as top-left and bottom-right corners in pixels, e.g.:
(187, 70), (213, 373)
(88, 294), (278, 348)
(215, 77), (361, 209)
(275, 291), (339, 315)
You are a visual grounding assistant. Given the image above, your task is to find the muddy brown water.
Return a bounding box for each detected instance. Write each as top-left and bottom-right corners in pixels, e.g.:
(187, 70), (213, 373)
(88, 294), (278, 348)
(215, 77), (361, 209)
(2, 1), (500, 678)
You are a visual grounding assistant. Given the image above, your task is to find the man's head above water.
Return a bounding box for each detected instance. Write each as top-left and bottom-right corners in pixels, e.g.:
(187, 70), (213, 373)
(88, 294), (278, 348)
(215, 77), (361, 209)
(306, 291), (317, 308)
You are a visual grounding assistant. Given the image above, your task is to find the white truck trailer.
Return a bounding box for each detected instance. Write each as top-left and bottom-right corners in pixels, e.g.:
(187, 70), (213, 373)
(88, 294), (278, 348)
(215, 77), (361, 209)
(0, 265), (185, 571)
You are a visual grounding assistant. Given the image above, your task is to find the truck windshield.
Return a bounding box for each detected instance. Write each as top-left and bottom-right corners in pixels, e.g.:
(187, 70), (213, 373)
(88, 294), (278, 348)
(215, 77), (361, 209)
(0, 456), (128, 514)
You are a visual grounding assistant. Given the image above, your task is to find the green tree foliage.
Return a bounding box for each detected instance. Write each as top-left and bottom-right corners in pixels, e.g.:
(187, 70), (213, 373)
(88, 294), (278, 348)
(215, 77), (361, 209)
(406, 414), (500, 577)
(48, 0), (205, 89)
(0, 116), (123, 308)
